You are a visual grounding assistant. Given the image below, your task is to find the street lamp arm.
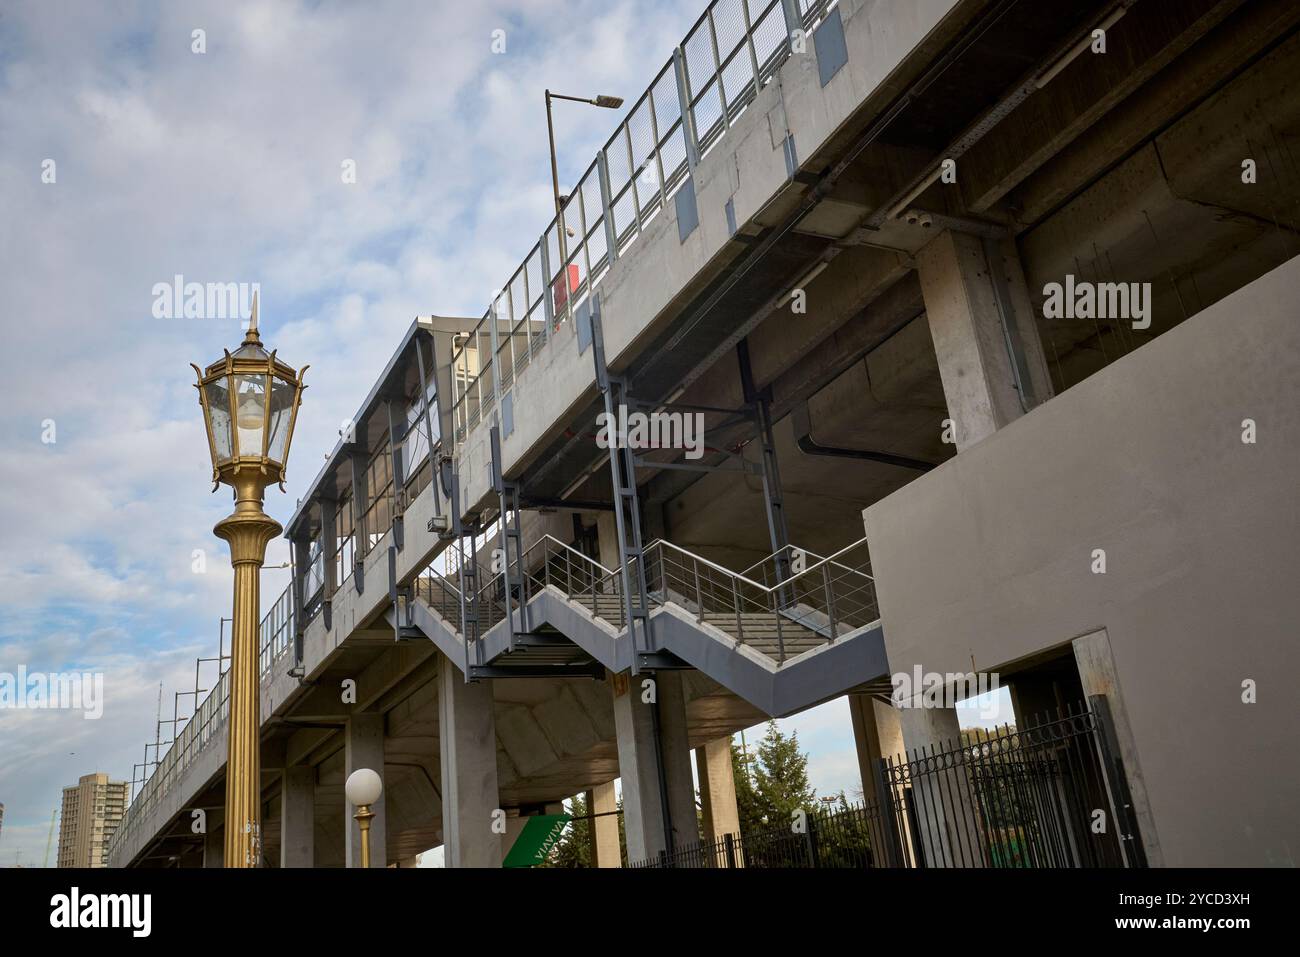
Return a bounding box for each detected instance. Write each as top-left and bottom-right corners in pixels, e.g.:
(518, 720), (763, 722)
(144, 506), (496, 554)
(544, 87), (625, 302)
(547, 90), (622, 107)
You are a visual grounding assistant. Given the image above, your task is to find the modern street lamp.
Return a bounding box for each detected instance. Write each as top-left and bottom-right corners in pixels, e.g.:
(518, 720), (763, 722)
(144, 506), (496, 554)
(191, 293), (307, 868)
(345, 768), (383, 868)
(544, 90), (624, 282)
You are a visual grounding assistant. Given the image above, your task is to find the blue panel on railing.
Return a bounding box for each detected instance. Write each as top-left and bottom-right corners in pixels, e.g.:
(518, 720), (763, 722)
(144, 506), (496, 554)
(576, 297), (594, 354)
(814, 5), (848, 87)
(676, 176), (700, 242)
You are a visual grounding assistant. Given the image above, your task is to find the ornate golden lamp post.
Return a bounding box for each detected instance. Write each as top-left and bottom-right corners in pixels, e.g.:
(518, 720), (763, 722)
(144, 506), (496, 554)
(191, 294), (307, 868)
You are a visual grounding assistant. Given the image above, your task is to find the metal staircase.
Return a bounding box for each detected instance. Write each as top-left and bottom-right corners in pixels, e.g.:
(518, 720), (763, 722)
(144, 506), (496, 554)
(406, 533), (891, 716)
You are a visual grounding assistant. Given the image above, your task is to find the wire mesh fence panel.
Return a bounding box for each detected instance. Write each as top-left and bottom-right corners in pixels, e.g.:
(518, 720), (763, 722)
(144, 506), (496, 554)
(445, 0), (853, 452)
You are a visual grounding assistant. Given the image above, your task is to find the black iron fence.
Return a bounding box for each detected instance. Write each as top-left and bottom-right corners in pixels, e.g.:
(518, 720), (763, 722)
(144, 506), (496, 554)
(630, 697), (1146, 869)
(629, 801), (882, 869)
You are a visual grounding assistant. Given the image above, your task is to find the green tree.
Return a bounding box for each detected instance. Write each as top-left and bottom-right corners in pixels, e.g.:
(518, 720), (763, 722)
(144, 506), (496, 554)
(731, 740), (765, 836)
(745, 721), (816, 832)
(543, 793), (627, 867)
(545, 793), (590, 868)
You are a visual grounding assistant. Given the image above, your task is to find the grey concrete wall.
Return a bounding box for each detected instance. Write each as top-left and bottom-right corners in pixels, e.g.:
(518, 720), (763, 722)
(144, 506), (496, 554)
(863, 255), (1300, 867)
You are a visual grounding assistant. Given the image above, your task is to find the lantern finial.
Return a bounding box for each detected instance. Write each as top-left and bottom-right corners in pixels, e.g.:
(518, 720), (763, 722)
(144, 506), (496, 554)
(243, 289), (262, 347)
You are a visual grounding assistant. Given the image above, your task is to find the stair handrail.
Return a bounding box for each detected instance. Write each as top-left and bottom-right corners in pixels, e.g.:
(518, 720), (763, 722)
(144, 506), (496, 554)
(737, 543), (827, 579)
(779, 537), (875, 588)
(425, 533), (876, 652)
(645, 537), (873, 593)
(643, 539), (772, 592)
(459, 533), (868, 603)
(421, 566), (462, 598)
(520, 533), (616, 577)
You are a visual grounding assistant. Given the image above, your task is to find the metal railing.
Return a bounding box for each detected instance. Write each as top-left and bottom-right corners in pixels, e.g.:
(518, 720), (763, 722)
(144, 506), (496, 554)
(416, 565), (462, 614)
(630, 801), (882, 868)
(449, 0), (842, 447)
(642, 537), (878, 661)
(412, 532), (876, 664)
(258, 584), (294, 677)
(878, 703), (1142, 868)
(744, 539), (879, 638)
(518, 535), (621, 625)
(107, 582), (295, 864)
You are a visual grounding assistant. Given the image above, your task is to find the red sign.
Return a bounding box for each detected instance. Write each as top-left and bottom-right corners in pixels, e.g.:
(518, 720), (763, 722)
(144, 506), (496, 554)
(552, 264), (581, 314)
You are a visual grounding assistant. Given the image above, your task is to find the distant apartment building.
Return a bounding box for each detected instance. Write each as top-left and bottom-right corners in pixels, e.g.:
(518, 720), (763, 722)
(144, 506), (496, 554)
(57, 773), (128, 868)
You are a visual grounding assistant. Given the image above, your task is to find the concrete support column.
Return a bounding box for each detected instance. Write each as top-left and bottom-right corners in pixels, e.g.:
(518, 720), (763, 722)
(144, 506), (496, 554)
(203, 809), (224, 868)
(586, 781), (621, 868)
(596, 512), (620, 573)
(438, 655), (502, 867)
(848, 694), (903, 806)
(917, 230), (1053, 450)
(695, 736), (740, 841)
(344, 713), (387, 868)
(899, 706), (985, 867)
(612, 670), (697, 864)
(280, 766), (315, 868)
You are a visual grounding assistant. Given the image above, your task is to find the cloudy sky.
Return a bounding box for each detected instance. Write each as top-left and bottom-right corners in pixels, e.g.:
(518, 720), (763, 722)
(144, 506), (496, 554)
(0, 0), (1007, 867)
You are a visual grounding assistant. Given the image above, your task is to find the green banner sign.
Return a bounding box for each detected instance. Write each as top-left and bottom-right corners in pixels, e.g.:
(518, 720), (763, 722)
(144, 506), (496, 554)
(502, 813), (572, 868)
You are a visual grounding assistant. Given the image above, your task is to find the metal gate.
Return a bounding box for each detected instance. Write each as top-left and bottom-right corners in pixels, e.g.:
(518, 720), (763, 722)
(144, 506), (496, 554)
(873, 696), (1147, 869)
(630, 695), (1146, 869)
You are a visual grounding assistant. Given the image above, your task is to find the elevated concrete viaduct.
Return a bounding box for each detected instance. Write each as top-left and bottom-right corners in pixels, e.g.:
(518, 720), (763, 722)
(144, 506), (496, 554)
(111, 0), (1300, 868)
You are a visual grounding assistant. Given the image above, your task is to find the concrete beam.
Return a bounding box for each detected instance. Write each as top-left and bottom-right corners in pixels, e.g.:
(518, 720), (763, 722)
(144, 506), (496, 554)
(1012, 0), (1300, 226)
(291, 641), (435, 721)
(963, 0), (1246, 214)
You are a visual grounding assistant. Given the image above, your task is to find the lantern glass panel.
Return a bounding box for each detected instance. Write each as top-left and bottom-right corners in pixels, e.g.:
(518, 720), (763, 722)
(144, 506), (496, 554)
(267, 375), (296, 465)
(233, 373), (268, 458)
(204, 377), (233, 463)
